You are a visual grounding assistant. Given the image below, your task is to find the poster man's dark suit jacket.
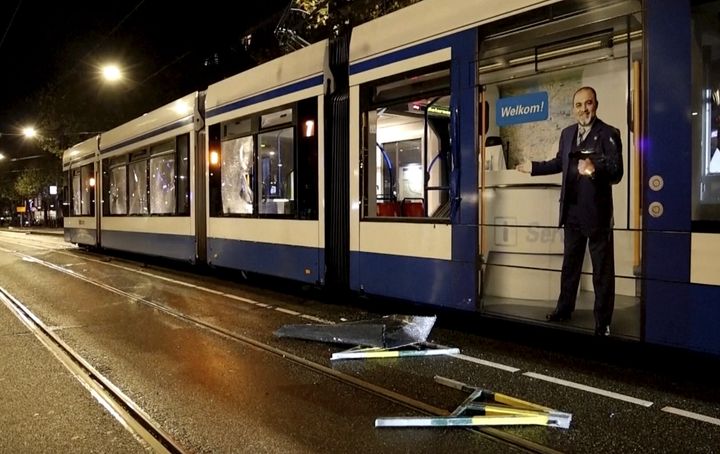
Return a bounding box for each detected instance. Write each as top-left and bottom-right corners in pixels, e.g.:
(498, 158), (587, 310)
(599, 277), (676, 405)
(531, 118), (623, 228)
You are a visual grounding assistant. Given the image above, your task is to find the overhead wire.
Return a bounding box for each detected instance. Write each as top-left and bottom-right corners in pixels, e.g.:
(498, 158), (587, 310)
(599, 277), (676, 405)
(0, 0), (23, 53)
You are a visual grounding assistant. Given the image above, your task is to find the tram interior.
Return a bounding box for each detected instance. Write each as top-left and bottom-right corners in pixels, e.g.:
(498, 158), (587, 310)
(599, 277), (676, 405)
(476, 5), (643, 338)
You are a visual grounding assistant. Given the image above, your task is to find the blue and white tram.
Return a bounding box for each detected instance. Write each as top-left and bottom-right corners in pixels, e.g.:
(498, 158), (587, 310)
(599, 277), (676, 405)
(83, 93), (200, 262)
(62, 0), (720, 356)
(98, 93), (201, 261)
(62, 136), (99, 246)
(204, 40), (326, 283)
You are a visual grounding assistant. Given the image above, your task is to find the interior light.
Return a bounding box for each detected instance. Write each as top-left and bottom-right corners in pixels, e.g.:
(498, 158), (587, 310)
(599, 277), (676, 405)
(89, 177), (96, 187)
(305, 120), (315, 137)
(209, 150), (219, 166)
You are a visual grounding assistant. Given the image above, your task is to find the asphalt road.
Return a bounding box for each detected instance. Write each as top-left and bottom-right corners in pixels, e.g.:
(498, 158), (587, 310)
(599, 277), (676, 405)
(1, 230), (718, 453)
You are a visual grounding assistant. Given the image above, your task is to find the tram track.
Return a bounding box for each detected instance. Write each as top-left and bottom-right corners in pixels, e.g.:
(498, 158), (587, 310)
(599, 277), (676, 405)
(0, 285), (186, 454)
(2, 243), (562, 454)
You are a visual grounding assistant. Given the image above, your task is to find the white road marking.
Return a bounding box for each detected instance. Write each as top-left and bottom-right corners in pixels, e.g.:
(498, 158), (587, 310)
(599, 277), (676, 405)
(661, 406), (720, 426)
(523, 372), (654, 407)
(299, 314), (329, 323)
(449, 353), (521, 373)
(275, 307), (300, 316)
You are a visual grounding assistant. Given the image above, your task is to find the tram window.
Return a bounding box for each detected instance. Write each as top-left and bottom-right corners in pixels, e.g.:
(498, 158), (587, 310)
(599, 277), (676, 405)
(379, 139), (423, 201)
(148, 140), (176, 215)
(109, 165), (128, 214)
(103, 155), (128, 215)
(691, 0), (720, 226)
(128, 160), (148, 215)
(221, 135), (255, 214)
(258, 127), (295, 215)
(102, 135), (189, 217)
(72, 170), (81, 215)
(149, 151), (176, 214)
(209, 98), (318, 219)
(360, 63), (451, 219)
(71, 164), (94, 216)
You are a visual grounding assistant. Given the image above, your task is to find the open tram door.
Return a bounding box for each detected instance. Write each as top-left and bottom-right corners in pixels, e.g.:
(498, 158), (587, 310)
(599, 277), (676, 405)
(475, 0), (643, 339)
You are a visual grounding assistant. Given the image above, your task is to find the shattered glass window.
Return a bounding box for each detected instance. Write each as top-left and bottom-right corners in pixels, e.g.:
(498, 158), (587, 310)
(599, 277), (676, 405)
(208, 97), (318, 219)
(109, 165), (127, 215)
(149, 153), (176, 214)
(128, 160), (148, 215)
(221, 135), (254, 214)
(72, 165), (94, 216)
(72, 170), (82, 215)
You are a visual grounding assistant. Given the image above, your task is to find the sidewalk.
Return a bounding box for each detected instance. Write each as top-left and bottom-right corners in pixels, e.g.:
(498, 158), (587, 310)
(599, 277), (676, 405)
(3, 226), (64, 236)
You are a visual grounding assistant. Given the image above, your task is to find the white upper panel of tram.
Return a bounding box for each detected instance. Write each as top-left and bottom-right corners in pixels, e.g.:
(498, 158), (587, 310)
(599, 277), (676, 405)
(204, 39), (328, 125)
(62, 136), (98, 169)
(98, 91), (198, 156)
(349, 0), (560, 65)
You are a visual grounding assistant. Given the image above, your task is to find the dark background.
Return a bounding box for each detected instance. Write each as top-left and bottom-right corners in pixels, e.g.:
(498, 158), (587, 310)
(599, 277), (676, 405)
(0, 0), (290, 154)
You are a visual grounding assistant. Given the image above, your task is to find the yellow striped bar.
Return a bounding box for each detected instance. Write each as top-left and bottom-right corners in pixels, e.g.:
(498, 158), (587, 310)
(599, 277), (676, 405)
(331, 347), (459, 360)
(375, 414), (551, 428)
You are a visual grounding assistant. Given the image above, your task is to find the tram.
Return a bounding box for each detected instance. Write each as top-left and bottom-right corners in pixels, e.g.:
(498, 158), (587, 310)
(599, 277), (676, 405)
(62, 0), (720, 356)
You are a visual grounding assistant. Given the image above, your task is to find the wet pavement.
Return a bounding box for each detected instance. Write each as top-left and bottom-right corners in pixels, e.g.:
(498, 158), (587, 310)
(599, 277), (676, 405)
(0, 290), (145, 453)
(1, 230), (719, 453)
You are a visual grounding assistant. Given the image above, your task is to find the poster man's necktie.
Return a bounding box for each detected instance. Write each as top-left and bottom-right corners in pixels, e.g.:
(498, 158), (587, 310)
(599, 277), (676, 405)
(577, 126), (588, 145)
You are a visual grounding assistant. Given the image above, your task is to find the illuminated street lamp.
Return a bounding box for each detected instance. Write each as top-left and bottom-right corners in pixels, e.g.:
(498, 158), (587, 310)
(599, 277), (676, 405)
(101, 64), (123, 82)
(0, 126), (39, 139)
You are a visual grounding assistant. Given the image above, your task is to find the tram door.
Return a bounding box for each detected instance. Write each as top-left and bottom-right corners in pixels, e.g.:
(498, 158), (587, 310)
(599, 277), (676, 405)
(475, 0), (643, 339)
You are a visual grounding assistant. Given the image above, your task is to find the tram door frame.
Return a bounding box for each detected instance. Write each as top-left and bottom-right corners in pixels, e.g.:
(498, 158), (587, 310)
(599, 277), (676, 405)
(474, 1), (643, 336)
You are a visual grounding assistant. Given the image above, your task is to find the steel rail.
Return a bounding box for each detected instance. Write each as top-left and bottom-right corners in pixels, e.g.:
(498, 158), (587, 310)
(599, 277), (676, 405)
(7, 247), (563, 454)
(0, 285), (187, 454)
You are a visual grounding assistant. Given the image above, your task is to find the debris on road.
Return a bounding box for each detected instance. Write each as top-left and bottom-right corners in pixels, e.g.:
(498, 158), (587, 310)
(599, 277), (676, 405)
(376, 375), (572, 429)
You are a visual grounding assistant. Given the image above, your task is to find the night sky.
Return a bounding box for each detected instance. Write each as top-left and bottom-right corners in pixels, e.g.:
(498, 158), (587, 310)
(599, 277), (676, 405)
(0, 0), (289, 154)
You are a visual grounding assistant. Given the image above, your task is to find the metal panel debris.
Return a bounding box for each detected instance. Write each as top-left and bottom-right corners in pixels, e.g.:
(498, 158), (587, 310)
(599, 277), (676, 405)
(274, 314), (437, 348)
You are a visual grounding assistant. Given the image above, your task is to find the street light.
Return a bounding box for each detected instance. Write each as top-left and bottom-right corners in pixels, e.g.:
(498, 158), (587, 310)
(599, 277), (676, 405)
(101, 64), (123, 82)
(0, 126), (39, 139)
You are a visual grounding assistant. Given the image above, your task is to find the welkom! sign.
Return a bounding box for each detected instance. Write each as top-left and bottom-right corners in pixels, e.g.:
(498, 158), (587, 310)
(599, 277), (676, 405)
(496, 92), (549, 126)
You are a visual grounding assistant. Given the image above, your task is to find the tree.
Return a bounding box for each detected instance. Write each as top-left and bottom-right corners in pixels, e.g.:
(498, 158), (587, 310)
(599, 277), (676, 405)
(33, 80), (125, 158)
(15, 169), (45, 202)
(0, 173), (19, 219)
(287, 0), (422, 44)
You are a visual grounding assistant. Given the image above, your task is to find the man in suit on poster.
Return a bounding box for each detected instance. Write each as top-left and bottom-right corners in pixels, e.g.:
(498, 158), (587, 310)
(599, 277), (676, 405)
(516, 86), (623, 336)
